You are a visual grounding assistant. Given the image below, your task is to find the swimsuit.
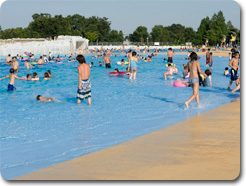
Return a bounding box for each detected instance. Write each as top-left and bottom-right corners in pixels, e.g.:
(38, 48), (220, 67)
(105, 63), (111, 68)
(130, 67), (137, 73)
(189, 77), (199, 85)
(44, 58), (49, 63)
(130, 60), (138, 73)
(77, 79), (91, 100)
(7, 84), (16, 91)
(231, 68), (238, 81)
(206, 76), (211, 86)
(168, 57), (173, 63)
(168, 67), (173, 75)
(188, 61), (199, 85)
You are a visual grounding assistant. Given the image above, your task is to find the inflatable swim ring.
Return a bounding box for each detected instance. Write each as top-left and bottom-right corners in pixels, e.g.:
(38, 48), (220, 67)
(57, 62), (63, 64)
(109, 72), (126, 76)
(117, 61), (129, 65)
(30, 62), (38, 65)
(173, 81), (187, 87)
(166, 63), (176, 67)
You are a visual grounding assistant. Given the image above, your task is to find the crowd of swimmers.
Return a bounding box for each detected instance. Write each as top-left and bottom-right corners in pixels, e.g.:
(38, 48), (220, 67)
(0, 47), (240, 108)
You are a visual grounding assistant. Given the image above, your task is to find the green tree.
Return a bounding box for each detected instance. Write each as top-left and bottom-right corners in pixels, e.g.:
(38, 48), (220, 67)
(85, 31), (98, 42)
(129, 26), (149, 42)
(196, 11), (228, 46)
(66, 14), (85, 36)
(226, 20), (239, 44)
(209, 11), (228, 45)
(27, 14), (72, 38)
(165, 24), (185, 44)
(150, 25), (169, 42)
(196, 16), (210, 45)
(84, 16), (111, 41)
(109, 30), (123, 42)
(184, 27), (196, 43)
(0, 27), (27, 39)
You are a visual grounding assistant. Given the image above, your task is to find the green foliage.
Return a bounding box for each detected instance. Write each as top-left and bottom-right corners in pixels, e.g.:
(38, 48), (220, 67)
(150, 25), (169, 42)
(184, 27), (196, 43)
(65, 14), (85, 36)
(0, 11), (240, 46)
(27, 14), (72, 38)
(195, 11), (234, 46)
(84, 16), (111, 41)
(0, 13), (111, 42)
(165, 24), (186, 44)
(0, 27), (27, 39)
(85, 31), (98, 42)
(109, 30), (123, 42)
(196, 17), (210, 44)
(129, 26), (149, 42)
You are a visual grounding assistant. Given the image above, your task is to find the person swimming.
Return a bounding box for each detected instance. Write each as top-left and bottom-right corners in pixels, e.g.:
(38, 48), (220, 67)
(25, 74), (32, 80)
(47, 70), (55, 77)
(44, 72), (50, 80)
(99, 61), (102, 67)
(36, 95), (55, 102)
(31, 72), (39, 81)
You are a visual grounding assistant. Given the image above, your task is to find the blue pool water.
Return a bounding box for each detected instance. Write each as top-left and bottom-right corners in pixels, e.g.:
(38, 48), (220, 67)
(0, 54), (240, 180)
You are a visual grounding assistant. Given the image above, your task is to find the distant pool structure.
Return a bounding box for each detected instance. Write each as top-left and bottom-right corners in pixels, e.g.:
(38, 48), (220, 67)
(0, 53), (240, 180)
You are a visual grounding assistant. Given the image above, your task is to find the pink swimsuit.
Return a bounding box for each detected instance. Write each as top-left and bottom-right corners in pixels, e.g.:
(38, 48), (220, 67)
(169, 67), (173, 75)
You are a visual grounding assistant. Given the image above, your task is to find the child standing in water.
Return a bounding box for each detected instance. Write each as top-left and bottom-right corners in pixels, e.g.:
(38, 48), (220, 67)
(224, 67), (229, 76)
(181, 65), (189, 79)
(228, 52), (240, 90)
(24, 59), (32, 70)
(0, 68), (24, 91)
(128, 51), (138, 80)
(205, 69), (212, 87)
(209, 52), (213, 70)
(164, 64), (173, 80)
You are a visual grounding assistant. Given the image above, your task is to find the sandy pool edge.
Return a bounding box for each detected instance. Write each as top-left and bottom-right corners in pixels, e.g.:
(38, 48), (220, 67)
(12, 98), (240, 180)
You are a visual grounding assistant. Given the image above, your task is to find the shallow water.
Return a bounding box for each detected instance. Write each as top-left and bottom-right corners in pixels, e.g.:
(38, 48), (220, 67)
(0, 54), (240, 179)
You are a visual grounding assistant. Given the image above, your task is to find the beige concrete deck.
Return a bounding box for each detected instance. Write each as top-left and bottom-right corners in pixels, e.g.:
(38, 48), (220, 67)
(14, 99), (240, 180)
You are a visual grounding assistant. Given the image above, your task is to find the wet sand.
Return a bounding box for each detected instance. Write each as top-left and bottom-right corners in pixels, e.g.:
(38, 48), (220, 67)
(14, 99), (240, 180)
(177, 50), (231, 57)
(82, 50), (232, 57)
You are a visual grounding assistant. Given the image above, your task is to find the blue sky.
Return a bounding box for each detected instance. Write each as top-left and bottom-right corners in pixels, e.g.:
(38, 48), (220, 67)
(0, 0), (241, 36)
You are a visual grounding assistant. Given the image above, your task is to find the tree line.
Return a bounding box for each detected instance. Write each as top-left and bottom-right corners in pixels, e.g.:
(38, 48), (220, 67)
(0, 11), (240, 46)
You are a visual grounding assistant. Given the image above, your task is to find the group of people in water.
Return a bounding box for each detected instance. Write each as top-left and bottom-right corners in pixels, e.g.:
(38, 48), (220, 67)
(0, 47), (240, 108)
